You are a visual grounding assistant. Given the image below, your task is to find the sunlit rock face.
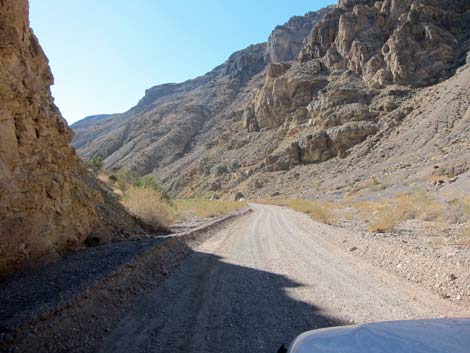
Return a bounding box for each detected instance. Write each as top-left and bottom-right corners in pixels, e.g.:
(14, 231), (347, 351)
(249, 0), (470, 162)
(266, 7), (333, 64)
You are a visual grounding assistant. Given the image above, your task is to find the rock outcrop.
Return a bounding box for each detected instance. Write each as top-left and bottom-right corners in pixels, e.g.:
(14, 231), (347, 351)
(249, 0), (470, 163)
(0, 0), (158, 277)
(266, 8), (332, 64)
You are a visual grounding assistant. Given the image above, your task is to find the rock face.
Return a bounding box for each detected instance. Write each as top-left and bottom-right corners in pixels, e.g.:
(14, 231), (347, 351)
(254, 0), (470, 122)
(266, 8), (332, 64)
(0, 0), (156, 276)
(247, 0), (470, 163)
(72, 1), (470, 200)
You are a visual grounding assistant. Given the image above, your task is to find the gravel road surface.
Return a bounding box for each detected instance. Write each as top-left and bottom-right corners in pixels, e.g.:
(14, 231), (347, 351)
(97, 204), (460, 353)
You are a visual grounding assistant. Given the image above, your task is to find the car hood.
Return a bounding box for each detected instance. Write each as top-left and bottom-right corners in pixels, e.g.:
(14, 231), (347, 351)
(288, 318), (470, 353)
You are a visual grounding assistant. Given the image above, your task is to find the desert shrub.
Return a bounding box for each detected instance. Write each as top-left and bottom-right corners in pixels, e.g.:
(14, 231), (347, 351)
(108, 174), (118, 182)
(123, 186), (176, 228)
(368, 205), (403, 233)
(97, 171), (110, 184)
(113, 170), (140, 192)
(110, 171), (171, 202)
(88, 156), (104, 171)
(368, 191), (445, 232)
(175, 199), (245, 218)
(446, 197), (470, 223)
(135, 176), (171, 203)
(201, 191), (219, 200)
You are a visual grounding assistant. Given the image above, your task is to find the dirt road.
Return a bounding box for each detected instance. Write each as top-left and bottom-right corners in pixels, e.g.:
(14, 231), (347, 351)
(98, 204), (460, 353)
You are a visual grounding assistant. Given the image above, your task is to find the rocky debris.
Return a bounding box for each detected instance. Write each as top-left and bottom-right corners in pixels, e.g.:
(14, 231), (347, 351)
(306, 213), (470, 305)
(221, 44), (267, 83)
(0, 0), (158, 277)
(210, 164), (228, 176)
(242, 105), (259, 132)
(253, 59), (329, 130)
(301, 0), (470, 87)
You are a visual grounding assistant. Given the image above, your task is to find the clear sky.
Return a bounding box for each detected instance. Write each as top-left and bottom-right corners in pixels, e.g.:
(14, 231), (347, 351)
(30, 1), (333, 124)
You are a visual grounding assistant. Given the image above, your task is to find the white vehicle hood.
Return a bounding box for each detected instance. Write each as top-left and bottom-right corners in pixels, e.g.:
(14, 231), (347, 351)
(288, 318), (470, 353)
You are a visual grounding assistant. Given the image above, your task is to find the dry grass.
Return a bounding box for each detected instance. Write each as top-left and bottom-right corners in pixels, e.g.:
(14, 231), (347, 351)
(100, 170), (246, 226)
(286, 199), (334, 224)
(123, 186), (176, 228)
(175, 199), (246, 219)
(259, 192), (470, 239)
(367, 206), (404, 233)
(367, 192), (445, 232)
(256, 198), (334, 224)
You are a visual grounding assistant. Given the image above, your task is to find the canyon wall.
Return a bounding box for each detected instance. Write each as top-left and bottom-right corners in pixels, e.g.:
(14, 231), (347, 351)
(0, 0), (158, 277)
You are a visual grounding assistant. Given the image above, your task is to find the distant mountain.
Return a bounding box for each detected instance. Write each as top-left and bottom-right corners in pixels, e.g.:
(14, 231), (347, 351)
(72, 0), (470, 199)
(72, 114), (111, 127)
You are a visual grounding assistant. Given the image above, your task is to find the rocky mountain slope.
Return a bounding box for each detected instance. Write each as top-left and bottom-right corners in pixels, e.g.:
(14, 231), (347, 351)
(0, 0), (161, 277)
(73, 0), (470, 200)
(71, 8), (331, 179)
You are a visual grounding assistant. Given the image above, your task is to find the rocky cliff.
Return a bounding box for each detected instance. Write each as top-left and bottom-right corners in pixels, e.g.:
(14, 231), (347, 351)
(73, 0), (470, 200)
(0, 0), (159, 277)
(72, 8), (329, 180)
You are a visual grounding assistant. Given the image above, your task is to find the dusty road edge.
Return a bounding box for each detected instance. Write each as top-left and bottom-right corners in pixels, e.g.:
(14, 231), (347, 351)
(4, 207), (253, 352)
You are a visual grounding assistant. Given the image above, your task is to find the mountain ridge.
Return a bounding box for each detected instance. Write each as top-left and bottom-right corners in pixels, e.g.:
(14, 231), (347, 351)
(72, 0), (470, 200)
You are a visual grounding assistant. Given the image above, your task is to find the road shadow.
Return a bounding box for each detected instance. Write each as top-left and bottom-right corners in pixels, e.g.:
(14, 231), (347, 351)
(0, 238), (164, 327)
(1, 236), (346, 353)
(99, 249), (345, 353)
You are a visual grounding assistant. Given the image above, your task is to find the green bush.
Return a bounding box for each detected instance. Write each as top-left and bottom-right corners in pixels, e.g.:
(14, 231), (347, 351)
(135, 176), (172, 203)
(112, 170), (139, 192)
(88, 156), (104, 171)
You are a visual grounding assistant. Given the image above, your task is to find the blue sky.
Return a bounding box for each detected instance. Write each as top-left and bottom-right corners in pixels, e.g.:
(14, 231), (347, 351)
(30, 1), (333, 124)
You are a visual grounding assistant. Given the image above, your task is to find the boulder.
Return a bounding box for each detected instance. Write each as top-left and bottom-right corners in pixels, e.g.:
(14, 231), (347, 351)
(298, 121), (378, 163)
(234, 192), (246, 201)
